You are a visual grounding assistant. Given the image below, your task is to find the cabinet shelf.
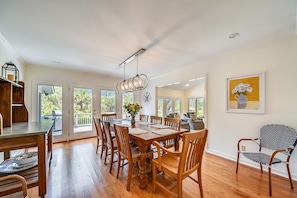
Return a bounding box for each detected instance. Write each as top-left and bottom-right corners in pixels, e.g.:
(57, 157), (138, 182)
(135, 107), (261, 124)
(0, 76), (23, 88)
(12, 104), (23, 107)
(0, 79), (28, 127)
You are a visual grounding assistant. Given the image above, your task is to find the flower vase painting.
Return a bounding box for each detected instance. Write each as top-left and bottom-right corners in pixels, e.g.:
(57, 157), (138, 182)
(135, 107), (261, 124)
(124, 102), (142, 127)
(227, 72), (265, 114)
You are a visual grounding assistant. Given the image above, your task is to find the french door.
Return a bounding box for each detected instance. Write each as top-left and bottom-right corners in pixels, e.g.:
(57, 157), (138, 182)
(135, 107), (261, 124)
(69, 85), (96, 140)
(33, 81), (97, 143)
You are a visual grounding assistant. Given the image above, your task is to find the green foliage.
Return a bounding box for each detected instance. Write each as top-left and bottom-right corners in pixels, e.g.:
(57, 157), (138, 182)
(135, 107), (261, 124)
(41, 86), (62, 115)
(73, 88), (92, 113)
(101, 90), (116, 113)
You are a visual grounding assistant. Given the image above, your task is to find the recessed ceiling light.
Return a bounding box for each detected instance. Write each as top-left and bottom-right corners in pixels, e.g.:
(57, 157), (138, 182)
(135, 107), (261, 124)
(185, 83), (189, 87)
(229, 33), (239, 39)
(53, 60), (61, 64)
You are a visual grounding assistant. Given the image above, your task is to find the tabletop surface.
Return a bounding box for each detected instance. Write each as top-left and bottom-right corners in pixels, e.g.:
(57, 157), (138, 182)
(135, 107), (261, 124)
(105, 119), (189, 143)
(1, 120), (54, 139)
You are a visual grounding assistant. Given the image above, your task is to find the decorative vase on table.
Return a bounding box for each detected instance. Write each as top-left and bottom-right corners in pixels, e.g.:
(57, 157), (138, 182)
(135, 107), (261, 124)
(237, 94), (248, 109)
(130, 115), (136, 128)
(124, 102), (142, 128)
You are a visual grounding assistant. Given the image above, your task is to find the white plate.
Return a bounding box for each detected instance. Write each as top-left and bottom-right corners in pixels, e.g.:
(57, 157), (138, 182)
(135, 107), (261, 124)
(0, 159), (38, 173)
(14, 151), (38, 165)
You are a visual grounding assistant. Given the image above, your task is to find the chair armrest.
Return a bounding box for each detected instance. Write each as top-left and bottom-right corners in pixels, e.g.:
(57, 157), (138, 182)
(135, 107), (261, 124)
(237, 138), (259, 151)
(270, 147), (294, 164)
(152, 141), (181, 170)
(152, 141), (181, 156)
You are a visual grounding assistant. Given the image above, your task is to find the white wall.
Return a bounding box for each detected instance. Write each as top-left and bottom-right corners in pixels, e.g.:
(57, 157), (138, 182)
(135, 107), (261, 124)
(145, 35), (297, 180)
(0, 34), (25, 80)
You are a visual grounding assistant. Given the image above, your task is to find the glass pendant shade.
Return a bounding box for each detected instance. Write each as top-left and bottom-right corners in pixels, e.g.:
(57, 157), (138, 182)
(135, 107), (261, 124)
(116, 48), (149, 93)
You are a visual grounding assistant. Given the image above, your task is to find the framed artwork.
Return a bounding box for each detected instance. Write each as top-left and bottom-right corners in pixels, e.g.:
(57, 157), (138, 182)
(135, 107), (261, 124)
(226, 72), (265, 114)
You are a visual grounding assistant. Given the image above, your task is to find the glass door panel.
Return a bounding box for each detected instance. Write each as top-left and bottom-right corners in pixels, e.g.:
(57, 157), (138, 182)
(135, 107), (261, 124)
(73, 87), (93, 134)
(38, 84), (63, 137)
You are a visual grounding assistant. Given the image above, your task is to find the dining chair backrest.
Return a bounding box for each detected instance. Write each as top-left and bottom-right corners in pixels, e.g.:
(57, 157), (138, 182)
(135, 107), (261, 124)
(180, 129), (208, 174)
(93, 117), (106, 155)
(102, 113), (117, 121)
(103, 121), (114, 148)
(93, 118), (105, 140)
(140, 114), (149, 122)
(150, 115), (162, 124)
(114, 124), (132, 161)
(164, 117), (181, 131)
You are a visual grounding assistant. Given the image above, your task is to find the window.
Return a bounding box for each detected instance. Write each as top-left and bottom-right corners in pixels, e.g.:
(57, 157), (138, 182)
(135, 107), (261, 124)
(122, 92), (134, 118)
(73, 87), (92, 133)
(101, 90), (116, 114)
(188, 97), (204, 118)
(157, 98), (163, 117)
(158, 98), (181, 117)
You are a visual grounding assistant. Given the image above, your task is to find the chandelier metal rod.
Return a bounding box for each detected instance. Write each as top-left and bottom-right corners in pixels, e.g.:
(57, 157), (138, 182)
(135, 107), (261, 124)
(119, 48), (146, 67)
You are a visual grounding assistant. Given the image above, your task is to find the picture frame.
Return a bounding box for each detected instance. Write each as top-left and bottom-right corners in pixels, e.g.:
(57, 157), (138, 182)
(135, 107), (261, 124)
(226, 72), (265, 114)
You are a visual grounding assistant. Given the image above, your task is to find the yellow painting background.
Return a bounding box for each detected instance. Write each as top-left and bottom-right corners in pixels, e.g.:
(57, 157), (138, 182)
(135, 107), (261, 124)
(229, 76), (260, 102)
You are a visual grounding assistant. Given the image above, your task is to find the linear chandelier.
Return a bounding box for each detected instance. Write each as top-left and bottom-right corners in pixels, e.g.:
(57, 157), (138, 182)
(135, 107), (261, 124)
(116, 48), (149, 93)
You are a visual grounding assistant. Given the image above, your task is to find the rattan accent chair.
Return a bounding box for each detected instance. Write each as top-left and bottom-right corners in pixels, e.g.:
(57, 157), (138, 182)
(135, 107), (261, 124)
(236, 124), (297, 196)
(152, 129), (208, 197)
(0, 175), (28, 198)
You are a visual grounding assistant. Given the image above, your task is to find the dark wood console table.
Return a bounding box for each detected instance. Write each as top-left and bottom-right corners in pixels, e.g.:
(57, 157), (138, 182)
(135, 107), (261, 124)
(0, 120), (53, 197)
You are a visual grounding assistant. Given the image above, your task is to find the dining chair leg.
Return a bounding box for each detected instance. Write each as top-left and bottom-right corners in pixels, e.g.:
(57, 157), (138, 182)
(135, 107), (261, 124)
(126, 163), (132, 191)
(100, 141), (105, 159)
(109, 149), (114, 173)
(177, 178), (183, 198)
(198, 166), (203, 197)
(104, 146), (108, 165)
(116, 154), (121, 178)
(96, 139), (99, 154)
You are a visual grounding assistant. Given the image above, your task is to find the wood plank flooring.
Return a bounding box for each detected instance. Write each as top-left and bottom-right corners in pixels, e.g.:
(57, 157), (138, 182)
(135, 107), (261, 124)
(2, 138), (297, 198)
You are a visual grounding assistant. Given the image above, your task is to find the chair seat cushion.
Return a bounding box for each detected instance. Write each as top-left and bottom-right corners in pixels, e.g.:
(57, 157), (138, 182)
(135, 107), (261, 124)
(152, 155), (180, 174)
(242, 152), (282, 165)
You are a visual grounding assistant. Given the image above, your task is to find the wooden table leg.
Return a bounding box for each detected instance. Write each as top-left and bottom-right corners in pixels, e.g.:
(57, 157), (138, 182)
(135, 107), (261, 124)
(174, 135), (181, 151)
(137, 144), (150, 189)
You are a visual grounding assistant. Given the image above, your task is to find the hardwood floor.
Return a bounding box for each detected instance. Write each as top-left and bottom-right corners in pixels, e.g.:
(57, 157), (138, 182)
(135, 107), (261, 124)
(3, 138), (297, 198)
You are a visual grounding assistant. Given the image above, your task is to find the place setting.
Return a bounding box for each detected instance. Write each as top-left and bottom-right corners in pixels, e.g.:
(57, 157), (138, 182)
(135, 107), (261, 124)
(0, 151), (38, 174)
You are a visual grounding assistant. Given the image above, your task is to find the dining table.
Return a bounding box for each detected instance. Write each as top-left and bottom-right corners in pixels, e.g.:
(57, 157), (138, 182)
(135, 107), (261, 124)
(105, 119), (190, 189)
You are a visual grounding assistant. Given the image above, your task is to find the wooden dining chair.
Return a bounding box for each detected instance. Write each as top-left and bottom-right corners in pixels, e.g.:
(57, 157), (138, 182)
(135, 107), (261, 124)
(150, 115), (162, 124)
(113, 124), (152, 191)
(0, 174), (28, 198)
(152, 129), (208, 198)
(101, 113), (117, 121)
(93, 117), (107, 158)
(139, 114), (149, 122)
(162, 117), (181, 149)
(103, 121), (118, 174)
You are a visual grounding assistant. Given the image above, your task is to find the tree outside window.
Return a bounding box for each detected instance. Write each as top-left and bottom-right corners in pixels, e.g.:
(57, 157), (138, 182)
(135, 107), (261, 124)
(101, 90), (116, 113)
(122, 92), (134, 118)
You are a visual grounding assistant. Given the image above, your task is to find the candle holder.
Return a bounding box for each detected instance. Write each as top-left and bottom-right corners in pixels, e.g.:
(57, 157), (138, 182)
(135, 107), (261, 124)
(1, 62), (19, 83)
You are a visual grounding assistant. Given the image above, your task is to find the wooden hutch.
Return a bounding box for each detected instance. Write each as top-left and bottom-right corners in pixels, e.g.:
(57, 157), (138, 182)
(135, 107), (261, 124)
(0, 77), (28, 127)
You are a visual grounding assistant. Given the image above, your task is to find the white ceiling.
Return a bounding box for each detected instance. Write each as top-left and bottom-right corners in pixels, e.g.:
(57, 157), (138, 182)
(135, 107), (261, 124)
(0, 0), (296, 81)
